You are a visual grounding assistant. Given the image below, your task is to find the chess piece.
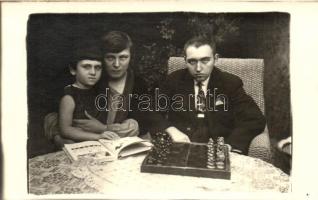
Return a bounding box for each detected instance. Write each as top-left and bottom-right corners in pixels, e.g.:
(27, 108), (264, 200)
(216, 151), (225, 162)
(150, 131), (173, 165)
(217, 137), (225, 146)
(207, 142), (216, 169)
(216, 161), (224, 169)
(207, 164), (215, 169)
(207, 154), (215, 168)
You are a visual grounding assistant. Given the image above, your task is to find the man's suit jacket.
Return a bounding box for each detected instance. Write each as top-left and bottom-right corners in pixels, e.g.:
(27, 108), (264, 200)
(155, 67), (266, 154)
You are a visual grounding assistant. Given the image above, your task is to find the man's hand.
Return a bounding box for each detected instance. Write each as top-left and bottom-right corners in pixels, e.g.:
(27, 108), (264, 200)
(165, 126), (190, 143)
(100, 131), (120, 140)
(73, 111), (106, 133)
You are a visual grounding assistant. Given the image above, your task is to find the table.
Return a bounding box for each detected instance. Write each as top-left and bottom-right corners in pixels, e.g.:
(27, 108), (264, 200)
(28, 151), (290, 196)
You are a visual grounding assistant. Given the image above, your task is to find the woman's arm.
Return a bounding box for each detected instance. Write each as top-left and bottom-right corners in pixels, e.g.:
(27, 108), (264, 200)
(74, 112), (139, 138)
(59, 95), (106, 141)
(107, 119), (139, 137)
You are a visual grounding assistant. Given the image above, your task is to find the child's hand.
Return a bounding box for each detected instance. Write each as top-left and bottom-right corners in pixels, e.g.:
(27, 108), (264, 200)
(100, 131), (120, 140)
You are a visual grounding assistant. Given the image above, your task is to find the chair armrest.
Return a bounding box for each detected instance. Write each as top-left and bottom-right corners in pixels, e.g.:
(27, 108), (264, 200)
(248, 126), (272, 163)
(44, 112), (76, 149)
(44, 112), (60, 141)
(277, 136), (292, 156)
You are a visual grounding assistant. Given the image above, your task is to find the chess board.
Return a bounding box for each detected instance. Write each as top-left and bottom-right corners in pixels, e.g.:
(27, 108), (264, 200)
(141, 142), (231, 179)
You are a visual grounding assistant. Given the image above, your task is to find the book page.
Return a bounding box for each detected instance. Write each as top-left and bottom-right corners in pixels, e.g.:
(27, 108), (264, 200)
(118, 142), (153, 158)
(64, 141), (114, 161)
(99, 137), (152, 156)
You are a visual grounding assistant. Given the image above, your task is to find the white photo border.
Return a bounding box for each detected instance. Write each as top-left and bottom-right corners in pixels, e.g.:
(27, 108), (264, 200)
(2, 1), (318, 199)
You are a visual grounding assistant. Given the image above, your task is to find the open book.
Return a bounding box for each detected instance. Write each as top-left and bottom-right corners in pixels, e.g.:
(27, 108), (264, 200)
(63, 136), (153, 163)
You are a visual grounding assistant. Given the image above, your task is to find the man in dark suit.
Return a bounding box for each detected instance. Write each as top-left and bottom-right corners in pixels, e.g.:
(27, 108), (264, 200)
(155, 36), (266, 155)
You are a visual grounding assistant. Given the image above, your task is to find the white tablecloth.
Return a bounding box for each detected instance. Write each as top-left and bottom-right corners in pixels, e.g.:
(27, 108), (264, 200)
(29, 151), (290, 196)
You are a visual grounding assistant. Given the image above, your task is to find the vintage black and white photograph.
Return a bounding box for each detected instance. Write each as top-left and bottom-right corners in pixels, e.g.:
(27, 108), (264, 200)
(25, 11), (291, 195)
(4, 1), (318, 199)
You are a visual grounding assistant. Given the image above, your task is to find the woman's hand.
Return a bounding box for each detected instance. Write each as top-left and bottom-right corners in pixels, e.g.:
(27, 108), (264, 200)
(100, 131), (120, 140)
(73, 111), (106, 133)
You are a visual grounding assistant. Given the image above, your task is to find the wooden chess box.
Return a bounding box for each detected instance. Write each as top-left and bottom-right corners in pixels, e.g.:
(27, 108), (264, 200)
(141, 143), (231, 180)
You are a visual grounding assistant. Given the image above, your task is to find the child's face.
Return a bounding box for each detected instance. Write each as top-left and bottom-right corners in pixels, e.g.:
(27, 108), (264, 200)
(70, 59), (102, 89)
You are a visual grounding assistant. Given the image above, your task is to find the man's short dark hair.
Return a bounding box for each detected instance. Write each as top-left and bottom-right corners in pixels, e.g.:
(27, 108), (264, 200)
(183, 35), (216, 55)
(101, 31), (133, 54)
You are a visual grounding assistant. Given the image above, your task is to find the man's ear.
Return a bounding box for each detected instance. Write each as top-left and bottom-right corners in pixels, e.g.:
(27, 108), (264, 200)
(69, 65), (76, 76)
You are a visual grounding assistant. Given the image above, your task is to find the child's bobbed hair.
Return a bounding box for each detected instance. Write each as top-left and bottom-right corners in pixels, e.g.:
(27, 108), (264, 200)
(69, 39), (102, 69)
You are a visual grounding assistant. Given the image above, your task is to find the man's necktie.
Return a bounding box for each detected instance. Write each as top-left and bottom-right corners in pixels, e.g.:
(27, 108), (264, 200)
(193, 81), (209, 141)
(197, 81), (206, 113)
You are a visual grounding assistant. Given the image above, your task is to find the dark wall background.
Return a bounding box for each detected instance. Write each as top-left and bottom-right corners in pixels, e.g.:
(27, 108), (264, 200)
(27, 12), (290, 158)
